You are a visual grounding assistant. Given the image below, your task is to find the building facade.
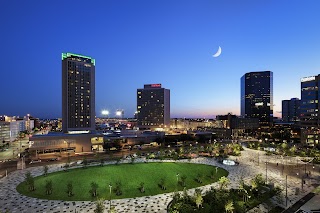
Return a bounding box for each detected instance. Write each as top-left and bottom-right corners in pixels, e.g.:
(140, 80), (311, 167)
(241, 71), (273, 126)
(137, 84), (170, 130)
(282, 98), (300, 123)
(62, 53), (96, 133)
(300, 75), (320, 147)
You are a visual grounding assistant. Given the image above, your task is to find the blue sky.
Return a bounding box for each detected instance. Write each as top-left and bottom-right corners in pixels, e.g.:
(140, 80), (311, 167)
(1, 0), (320, 118)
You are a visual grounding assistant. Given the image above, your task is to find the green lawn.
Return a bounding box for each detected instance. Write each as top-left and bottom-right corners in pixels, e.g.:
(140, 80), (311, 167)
(16, 162), (228, 201)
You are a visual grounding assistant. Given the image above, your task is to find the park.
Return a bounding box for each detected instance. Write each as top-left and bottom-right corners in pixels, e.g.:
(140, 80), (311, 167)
(16, 162), (228, 201)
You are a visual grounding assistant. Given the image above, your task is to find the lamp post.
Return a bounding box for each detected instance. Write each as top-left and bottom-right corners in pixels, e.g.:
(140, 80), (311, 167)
(176, 173), (180, 191)
(285, 175), (288, 207)
(265, 161), (268, 184)
(304, 162), (307, 175)
(176, 173), (179, 184)
(109, 184), (112, 210)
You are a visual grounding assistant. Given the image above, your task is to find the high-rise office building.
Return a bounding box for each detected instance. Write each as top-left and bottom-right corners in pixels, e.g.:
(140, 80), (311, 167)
(137, 84), (170, 130)
(241, 71), (273, 126)
(300, 75), (320, 147)
(282, 98), (300, 123)
(300, 75), (320, 127)
(62, 53), (95, 133)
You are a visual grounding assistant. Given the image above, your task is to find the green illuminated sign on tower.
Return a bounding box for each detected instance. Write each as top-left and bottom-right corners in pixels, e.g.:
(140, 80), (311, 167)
(62, 52), (95, 65)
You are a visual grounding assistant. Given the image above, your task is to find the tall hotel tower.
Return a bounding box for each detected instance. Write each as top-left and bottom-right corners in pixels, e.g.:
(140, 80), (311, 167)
(241, 71), (273, 126)
(62, 53), (95, 133)
(137, 84), (170, 130)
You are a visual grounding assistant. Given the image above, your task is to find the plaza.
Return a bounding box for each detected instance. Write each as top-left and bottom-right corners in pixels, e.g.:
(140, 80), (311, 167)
(0, 147), (319, 213)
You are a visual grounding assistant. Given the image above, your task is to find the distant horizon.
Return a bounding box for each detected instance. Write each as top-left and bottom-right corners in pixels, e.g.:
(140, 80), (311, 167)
(1, 113), (285, 121)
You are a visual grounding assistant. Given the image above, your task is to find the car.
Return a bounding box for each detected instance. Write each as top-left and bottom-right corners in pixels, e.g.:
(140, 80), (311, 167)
(29, 159), (41, 164)
(46, 158), (58, 162)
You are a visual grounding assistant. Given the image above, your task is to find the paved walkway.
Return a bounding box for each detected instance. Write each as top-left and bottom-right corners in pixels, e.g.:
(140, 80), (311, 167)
(0, 153), (318, 213)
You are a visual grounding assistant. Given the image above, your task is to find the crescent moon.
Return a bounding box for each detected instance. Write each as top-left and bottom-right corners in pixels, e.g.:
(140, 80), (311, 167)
(212, 46), (222, 57)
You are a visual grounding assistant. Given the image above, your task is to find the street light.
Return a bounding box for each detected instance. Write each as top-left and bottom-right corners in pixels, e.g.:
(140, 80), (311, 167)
(101, 110), (109, 117)
(285, 175), (288, 207)
(109, 184), (112, 210)
(265, 161), (268, 184)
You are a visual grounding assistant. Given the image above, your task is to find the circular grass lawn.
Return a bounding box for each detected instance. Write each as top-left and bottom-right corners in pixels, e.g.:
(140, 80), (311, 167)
(17, 162), (228, 201)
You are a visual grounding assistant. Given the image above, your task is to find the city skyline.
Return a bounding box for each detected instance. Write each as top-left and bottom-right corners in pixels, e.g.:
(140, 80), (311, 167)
(1, 1), (320, 118)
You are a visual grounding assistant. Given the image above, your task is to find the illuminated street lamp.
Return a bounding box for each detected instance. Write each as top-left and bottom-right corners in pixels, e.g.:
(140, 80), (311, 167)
(101, 110), (109, 116)
(116, 109), (124, 119)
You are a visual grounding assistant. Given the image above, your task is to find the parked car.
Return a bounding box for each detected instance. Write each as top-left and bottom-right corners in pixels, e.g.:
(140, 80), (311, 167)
(29, 159), (41, 164)
(46, 158), (58, 162)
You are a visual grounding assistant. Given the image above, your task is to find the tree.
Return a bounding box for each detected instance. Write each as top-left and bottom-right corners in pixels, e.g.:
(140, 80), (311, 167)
(252, 173), (265, 189)
(108, 206), (118, 213)
(25, 171), (35, 191)
(89, 181), (99, 197)
(218, 176), (230, 191)
(66, 181), (73, 197)
(159, 178), (166, 190)
(114, 181), (122, 196)
(210, 170), (215, 179)
(138, 182), (145, 193)
(225, 200), (234, 213)
(196, 173), (202, 183)
(45, 179), (53, 195)
(83, 157), (88, 168)
(64, 162), (70, 171)
(100, 158), (104, 166)
(130, 156), (135, 164)
(43, 165), (49, 176)
(115, 157), (121, 165)
(194, 188), (203, 209)
(94, 198), (105, 213)
(180, 175), (187, 187)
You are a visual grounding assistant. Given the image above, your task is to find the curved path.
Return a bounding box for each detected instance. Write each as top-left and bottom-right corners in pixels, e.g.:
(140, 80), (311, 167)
(0, 153), (317, 213)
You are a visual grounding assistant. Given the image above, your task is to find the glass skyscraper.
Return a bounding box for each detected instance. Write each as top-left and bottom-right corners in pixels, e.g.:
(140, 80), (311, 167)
(62, 53), (95, 133)
(300, 75), (320, 147)
(282, 98), (300, 123)
(241, 71), (273, 126)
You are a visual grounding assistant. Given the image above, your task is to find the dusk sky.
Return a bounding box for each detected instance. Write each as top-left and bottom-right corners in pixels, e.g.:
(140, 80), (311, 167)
(1, 0), (320, 119)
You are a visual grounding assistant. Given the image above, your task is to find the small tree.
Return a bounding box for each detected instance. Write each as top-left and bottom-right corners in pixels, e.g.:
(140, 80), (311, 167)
(116, 157), (121, 165)
(108, 206), (118, 213)
(25, 171), (35, 191)
(194, 188), (203, 209)
(94, 198), (105, 213)
(130, 157), (135, 164)
(218, 176), (230, 191)
(66, 181), (73, 197)
(159, 178), (166, 190)
(114, 181), (122, 196)
(195, 173), (202, 183)
(138, 182), (145, 193)
(64, 162), (70, 171)
(89, 181), (99, 197)
(210, 170), (215, 179)
(225, 200), (234, 213)
(83, 157), (88, 169)
(45, 180), (53, 195)
(43, 165), (49, 176)
(100, 158), (104, 167)
(180, 175), (187, 187)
